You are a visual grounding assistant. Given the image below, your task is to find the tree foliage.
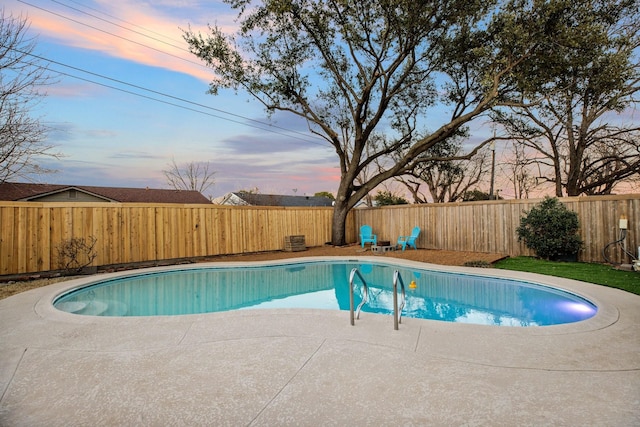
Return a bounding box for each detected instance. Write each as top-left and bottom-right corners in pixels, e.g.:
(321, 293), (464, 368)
(0, 11), (59, 183)
(374, 190), (408, 206)
(314, 191), (334, 201)
(462, 189), (493, 202)
(184, 0), (607, 244)
(494, 0), (640, 196)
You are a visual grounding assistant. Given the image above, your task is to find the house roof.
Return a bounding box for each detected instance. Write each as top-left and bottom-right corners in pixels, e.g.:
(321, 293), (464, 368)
(220, 192), (334, 207)
(0, 182), (212, 204)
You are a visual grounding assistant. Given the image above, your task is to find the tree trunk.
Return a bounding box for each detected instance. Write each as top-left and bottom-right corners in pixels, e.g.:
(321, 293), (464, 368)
(331, 169), (359, 246)
(553, 162), (564, 197)
(331, 198), (349, 246)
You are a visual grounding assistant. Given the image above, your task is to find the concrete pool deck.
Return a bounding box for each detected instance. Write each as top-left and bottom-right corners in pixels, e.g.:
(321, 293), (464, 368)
(1, 257), (639, 426)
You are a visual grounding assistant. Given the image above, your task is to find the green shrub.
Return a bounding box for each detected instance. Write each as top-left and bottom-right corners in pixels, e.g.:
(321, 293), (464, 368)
(516, 197), (583, 260)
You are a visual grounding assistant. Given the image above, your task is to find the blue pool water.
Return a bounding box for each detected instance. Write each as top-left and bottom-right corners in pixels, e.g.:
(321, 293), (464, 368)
(53, 261), (597, 326)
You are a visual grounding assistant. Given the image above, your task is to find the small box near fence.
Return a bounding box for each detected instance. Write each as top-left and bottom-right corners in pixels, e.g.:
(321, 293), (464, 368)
(284, 235), (306, 252)
(371, 240), (395, 254)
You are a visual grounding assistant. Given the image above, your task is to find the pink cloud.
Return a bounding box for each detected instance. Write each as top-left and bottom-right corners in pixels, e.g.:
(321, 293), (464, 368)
(46, 81), (106, 98)
(312, 166), (342, 183)
(21, 1), (231, 83)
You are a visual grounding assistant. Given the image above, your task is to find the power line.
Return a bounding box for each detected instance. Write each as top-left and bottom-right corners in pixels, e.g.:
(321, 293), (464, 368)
(61, 70), (331, 145)
(48, 0), (190, 55)
(16, 0), (331, 146)
(18, 0), (207, 70)
(61, 0), (184, 45)
(18, 48), (329, 146)
(52, 68), (265, 127)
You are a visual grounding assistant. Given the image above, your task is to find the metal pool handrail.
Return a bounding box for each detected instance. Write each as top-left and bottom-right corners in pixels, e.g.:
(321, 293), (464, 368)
(393, 270), (407, 330)
(349, 268), (369, 326)
(349, 268), (406, 330)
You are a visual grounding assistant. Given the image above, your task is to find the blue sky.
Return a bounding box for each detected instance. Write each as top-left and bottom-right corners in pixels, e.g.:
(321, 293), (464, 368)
(8, 1), (636, 200)
(6, 0), (339, 198)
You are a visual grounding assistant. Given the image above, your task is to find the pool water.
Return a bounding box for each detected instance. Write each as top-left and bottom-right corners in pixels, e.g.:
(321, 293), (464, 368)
(53, 261), (597, 326)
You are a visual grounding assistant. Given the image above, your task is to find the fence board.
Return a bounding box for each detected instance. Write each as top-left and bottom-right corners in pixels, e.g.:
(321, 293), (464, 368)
(0, 195), (638, 276)
(356, 195), (639, 264)
(1, 208), (15, 275)
(0, 203), (346, 276)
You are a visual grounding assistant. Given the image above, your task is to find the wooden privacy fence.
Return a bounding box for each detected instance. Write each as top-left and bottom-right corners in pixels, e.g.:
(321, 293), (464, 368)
(0, 203), (354, 276)
(355, 194), (640, 265)
(0, 195), (638, 276)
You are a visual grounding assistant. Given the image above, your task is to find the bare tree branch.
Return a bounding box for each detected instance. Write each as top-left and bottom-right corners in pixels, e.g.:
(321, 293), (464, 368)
(0, 10), (60, 183)
(163, 158), (216, 198)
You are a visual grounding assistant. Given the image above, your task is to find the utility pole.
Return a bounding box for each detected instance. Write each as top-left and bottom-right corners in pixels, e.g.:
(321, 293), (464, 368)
(489, 138), (496, 200)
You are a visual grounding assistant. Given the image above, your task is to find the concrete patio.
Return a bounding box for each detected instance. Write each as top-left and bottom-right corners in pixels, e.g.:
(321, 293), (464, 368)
(1, 257), (639, 426)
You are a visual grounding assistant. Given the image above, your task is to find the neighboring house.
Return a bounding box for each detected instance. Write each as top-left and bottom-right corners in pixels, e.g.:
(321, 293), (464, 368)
(214, 192), (334, 207)
(0, 182), (212, 204)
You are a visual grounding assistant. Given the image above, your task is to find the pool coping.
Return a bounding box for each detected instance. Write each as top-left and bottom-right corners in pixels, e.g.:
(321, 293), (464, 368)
(2, 256), (639, 425)
(36, 256), (618, 335)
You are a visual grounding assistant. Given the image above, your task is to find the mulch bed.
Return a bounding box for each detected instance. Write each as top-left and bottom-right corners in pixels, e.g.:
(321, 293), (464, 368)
(201, 244), (507, 266)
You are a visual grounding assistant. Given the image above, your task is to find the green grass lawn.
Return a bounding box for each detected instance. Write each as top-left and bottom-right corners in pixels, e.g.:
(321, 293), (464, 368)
(494, 257), (640, 295)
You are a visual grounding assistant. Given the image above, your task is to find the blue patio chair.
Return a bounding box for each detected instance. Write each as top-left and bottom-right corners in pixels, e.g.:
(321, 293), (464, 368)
(359, 225), (377, 248)
(397, 226), (420, 251)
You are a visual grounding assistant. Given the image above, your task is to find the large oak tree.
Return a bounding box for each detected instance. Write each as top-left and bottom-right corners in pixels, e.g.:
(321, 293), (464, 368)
(494, 0), (640, 196)
(184, 0), (590, 244)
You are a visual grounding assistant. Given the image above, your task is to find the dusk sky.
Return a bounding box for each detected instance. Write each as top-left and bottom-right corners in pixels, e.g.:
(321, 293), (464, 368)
(6, 0), (341, 199)
(6, 1), (636, 200)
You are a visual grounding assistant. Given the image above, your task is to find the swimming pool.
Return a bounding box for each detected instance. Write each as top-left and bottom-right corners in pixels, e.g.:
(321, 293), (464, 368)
(53, 260), (597, 326)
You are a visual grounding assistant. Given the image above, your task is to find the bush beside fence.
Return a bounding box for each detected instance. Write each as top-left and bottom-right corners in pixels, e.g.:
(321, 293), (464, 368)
(354, 195), (639, 265)
(1, 195), (638, 276)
